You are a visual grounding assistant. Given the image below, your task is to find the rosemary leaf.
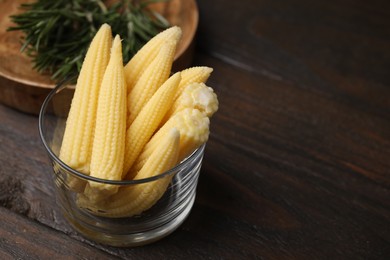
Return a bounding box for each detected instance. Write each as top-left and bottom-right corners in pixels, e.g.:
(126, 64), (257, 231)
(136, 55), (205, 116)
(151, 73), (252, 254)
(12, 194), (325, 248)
(8, 0), (170, 82)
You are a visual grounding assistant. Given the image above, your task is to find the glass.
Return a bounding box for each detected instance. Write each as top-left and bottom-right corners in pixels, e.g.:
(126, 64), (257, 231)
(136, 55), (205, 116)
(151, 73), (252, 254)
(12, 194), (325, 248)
(38, 77), (205, 247)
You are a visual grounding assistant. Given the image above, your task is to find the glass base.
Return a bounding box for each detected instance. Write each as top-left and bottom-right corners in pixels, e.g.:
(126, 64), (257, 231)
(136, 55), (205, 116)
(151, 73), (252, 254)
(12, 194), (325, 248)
(63, 193), (196, 247)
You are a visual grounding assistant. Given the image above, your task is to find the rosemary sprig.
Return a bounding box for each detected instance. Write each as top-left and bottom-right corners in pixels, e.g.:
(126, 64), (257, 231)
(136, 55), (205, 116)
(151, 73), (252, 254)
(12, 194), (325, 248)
(8, 0), (170, 82)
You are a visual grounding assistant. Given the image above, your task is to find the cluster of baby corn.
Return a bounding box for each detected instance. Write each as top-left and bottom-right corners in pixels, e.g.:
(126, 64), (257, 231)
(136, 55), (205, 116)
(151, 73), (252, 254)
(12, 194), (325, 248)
(59, 24), (218, 218)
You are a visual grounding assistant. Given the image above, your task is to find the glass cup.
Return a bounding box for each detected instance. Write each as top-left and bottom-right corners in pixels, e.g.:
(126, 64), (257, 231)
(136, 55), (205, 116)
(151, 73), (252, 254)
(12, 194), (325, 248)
(38, 77), (205, 247)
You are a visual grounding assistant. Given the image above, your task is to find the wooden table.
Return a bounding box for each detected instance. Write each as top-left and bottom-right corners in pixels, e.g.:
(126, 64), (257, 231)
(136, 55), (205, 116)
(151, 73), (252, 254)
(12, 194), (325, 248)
(1, 0), (389, 258)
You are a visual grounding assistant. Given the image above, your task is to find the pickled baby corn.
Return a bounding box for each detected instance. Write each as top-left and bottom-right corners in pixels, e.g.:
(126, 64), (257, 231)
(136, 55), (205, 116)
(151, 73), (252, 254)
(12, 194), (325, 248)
(59, 24), (112, 174)
(123, 72), (181, 177)
(174, 66), (213, 101)
(127, 40), (177, 125)
(124, 26), (182, 92)
(164, 82), (218, 122)
(86, 35), (127, 200)
(130, 108), (210, 175)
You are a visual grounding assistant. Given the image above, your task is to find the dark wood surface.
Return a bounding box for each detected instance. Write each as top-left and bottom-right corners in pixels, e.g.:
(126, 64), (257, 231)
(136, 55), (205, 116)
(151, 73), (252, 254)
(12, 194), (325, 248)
(1, 0), (389, 259)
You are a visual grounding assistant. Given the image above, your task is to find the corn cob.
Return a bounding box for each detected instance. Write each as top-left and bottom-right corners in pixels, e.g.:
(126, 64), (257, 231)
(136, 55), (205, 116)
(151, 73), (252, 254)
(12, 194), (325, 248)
(78, 128), (180, 218)
(59, 24), (112, 175)
(84, 35), (127, 201)
(123, 72), (181, 178)
(164, 82), (219, 122)
(130, 108), (210, 175)
(127, 40), (177, 125)
(174, 66), (213, 101)
(124, 26), (182, 93)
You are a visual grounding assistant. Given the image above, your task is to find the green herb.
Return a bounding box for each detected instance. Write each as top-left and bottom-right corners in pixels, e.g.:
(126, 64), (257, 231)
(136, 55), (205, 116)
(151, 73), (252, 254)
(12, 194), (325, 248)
(8, 0), (170, 82)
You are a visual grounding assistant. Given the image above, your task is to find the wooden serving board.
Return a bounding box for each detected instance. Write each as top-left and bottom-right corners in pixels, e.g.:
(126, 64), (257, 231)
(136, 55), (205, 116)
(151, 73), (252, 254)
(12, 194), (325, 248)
(0, 0), (198, 114)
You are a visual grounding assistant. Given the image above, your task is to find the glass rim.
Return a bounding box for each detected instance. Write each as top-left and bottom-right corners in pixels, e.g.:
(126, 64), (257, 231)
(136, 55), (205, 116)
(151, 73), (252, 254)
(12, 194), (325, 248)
(38, 75), (205, 185)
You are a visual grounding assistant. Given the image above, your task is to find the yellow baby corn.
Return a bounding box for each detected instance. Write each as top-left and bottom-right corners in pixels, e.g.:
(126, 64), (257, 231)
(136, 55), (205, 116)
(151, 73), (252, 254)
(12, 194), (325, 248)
(164, 82), (219, 121)
(59, 24), (112, 175)
(78, 128), (180, 218)
(175, 109), (209, 162)
(124, 26), (182, 93)
(174, 66), (213, 101)
(123, 72), (181, 177)
(85, 35), (127, 200)
(131, 108), (210, 175)
(127, 40), (177, 125)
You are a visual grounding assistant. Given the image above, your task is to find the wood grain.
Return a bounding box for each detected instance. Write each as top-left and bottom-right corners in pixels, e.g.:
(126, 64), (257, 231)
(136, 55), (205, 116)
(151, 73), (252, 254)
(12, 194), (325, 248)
(0, 207), (116, 259)
(0, 0), (389, 258)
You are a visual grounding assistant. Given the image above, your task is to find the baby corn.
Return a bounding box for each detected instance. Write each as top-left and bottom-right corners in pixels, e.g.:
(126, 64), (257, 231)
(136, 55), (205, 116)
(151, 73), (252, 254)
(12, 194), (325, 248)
(164, 82), (219, 122)
(123, 72), (181, 177)
(59, 24), (112, 174)
(86, 35), (127, 200)
(127, 40), (177, 125)
(124, 26), (182, 93)
(174, 66), (213, 101)
(130, 108), (210, 175)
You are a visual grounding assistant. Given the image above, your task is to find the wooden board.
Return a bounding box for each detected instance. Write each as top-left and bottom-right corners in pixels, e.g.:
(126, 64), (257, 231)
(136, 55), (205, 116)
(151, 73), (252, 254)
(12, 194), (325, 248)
(0, 0), (198, 114)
